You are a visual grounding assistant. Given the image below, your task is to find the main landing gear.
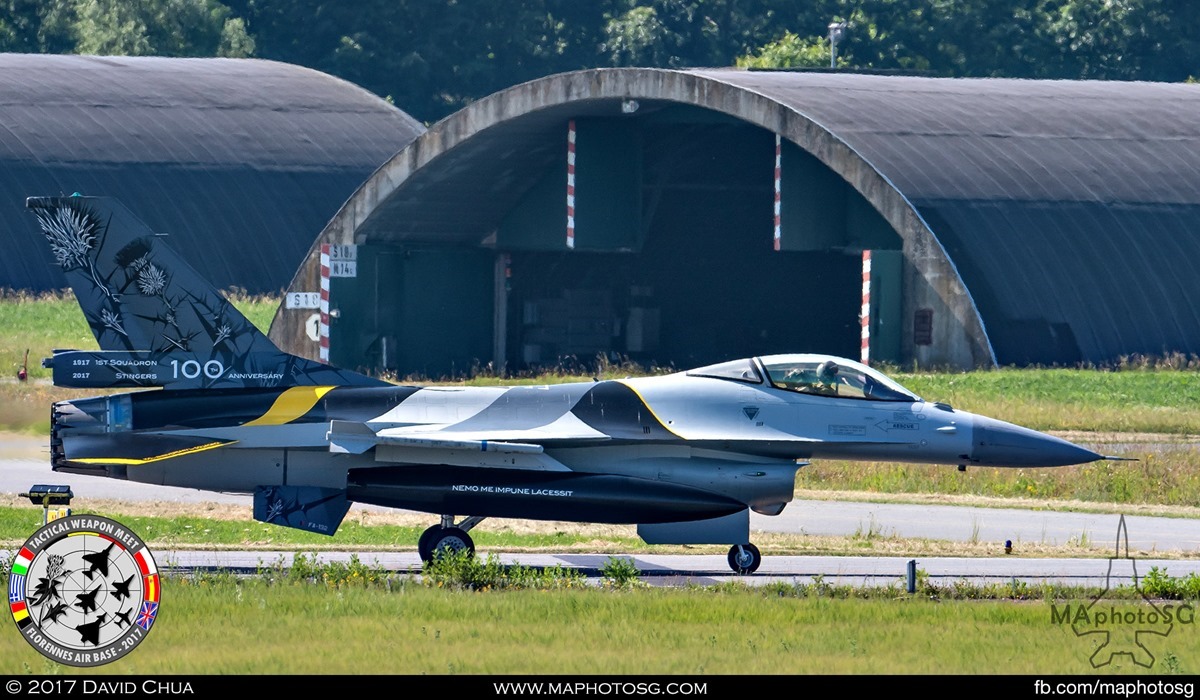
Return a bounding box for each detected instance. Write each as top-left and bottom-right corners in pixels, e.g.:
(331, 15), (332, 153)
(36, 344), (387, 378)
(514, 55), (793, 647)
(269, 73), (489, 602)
(418, 515), (486, 563)
(727, 543), (761, 575)
(419, 517), (762, 576)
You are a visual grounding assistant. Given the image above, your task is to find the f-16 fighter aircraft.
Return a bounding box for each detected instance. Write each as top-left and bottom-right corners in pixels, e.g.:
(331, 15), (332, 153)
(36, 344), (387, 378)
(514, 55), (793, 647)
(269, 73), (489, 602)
(33, 196), (1113, 573)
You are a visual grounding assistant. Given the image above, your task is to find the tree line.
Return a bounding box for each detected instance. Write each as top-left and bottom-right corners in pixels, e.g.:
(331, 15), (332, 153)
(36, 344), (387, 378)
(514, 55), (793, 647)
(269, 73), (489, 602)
(2, 0), (1195, 123)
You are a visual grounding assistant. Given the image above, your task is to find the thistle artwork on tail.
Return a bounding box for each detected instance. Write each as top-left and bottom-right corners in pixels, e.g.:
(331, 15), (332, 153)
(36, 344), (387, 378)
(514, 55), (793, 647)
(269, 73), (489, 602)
(30, 195), (385, 390)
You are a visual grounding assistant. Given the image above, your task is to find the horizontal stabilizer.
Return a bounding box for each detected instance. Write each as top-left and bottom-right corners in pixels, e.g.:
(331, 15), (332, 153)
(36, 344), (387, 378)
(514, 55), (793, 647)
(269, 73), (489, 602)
(253, 485), (349, 536)
(44, 349), (385, 389)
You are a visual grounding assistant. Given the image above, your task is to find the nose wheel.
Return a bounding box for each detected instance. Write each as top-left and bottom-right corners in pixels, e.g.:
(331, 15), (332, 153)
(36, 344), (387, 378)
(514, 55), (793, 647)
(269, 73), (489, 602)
(727, 543), (761, 574)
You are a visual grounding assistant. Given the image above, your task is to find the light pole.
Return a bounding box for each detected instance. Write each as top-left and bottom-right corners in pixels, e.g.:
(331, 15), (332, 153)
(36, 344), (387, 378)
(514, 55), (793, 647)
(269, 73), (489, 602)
(828, 21), (847, 69)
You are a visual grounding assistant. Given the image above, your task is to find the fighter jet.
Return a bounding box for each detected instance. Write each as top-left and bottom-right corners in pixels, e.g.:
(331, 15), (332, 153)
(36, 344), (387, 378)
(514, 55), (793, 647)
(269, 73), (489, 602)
(33, 196), (1115, 574)
(81, 542), (113, 581)
(113, 608), (133, 629)
(74, 585), (101, 615)
(110, 574), (135, 601)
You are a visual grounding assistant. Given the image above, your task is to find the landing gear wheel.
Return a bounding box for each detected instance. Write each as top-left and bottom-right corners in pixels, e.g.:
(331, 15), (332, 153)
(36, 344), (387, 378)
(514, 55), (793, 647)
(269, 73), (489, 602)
(727, 543), (761, 575)
(417, 525), (445, 563)
(427, 527), (475, 562)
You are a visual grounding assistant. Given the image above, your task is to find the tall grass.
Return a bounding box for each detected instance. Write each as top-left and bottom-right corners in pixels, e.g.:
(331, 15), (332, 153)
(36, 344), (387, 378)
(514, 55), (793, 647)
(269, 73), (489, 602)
(0, 504), (647, 552)
(896, 366), (1200, 433)
(0, 290), (95, 383)
(798, 446), (1200, 507)
(0, 567), (1194, 674)
(0, 289), (279, 383)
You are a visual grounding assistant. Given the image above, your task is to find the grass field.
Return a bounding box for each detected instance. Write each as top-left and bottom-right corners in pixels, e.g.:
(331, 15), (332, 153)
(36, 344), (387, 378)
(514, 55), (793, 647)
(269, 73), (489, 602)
(0, 289), (278, 385)
(1, 555), (1196, 675)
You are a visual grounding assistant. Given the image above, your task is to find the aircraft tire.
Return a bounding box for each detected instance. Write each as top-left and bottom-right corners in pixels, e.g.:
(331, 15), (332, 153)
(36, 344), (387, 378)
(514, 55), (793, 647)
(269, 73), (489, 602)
(727, 543), (761, 575)
(428, 527), (476, 561)
(418, 525), (445, 563)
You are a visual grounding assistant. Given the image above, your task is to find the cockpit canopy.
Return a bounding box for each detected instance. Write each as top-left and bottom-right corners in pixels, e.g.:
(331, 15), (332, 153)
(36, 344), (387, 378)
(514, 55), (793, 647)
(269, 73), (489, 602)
(688, 354), (921, 403)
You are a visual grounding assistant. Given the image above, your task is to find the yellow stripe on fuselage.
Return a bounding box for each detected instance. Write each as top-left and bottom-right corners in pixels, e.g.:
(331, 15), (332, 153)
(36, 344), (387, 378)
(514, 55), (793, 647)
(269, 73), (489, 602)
(243, 386), (335, 426)
(74, 440), (235, 465)
(616, 380), (684, 438)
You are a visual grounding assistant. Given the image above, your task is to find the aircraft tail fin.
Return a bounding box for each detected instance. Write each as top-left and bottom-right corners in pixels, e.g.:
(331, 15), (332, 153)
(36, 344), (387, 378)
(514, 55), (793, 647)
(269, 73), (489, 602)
(29, 195), (385, 389)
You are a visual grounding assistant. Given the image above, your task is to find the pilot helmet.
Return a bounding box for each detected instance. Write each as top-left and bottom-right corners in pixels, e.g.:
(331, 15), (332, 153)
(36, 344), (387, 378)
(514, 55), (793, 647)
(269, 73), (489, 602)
(817, 360), (839, 377)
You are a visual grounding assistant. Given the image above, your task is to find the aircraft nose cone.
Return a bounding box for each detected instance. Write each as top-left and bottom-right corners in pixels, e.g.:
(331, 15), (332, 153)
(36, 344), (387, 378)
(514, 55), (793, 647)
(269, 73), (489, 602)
(971, 416), (1102, 467)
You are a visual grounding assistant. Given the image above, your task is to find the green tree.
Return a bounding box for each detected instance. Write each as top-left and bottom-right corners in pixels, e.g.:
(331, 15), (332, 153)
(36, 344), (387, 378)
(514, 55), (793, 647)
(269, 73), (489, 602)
(602, 1), (840, 68)
(68, 0), (254, 56)
(230, 0), (619, 123)
(736, 31), (836, 69)
(0, 0), (77, 52)
(1039, 0), (1171, 79)
(835, 0), (1051, 76)
(603, 5), (675, 66)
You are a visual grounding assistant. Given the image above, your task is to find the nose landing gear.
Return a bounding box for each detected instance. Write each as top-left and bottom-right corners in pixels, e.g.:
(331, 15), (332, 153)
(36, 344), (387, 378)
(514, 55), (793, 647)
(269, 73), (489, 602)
(727, 543), (761, 574)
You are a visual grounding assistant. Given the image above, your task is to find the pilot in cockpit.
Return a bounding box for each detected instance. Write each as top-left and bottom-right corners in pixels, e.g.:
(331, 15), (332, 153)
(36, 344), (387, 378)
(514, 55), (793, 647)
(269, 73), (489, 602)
(812, 360), (841, 395)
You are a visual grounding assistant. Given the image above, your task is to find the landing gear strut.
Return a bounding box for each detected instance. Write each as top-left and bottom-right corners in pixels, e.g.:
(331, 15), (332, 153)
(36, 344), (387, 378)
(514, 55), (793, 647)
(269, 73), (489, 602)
(418, 515), (486, 563)
(727, 543), (761, 575)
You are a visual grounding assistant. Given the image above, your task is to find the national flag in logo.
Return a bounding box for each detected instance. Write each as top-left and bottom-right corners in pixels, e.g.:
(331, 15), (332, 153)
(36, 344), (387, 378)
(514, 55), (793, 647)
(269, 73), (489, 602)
(136, 601), (158, 631)
(8, 573), (25, 604)
(144, 574), (159, 604)
(9, 564), (28, 630)
(11, 602), (30, 630)
(134, 549), (157, 578)
(12, 547), (33, 576)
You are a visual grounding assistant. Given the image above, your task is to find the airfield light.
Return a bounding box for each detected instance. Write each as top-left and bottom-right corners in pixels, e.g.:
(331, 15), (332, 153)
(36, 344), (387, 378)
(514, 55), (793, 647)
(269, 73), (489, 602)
(828, 21), (848, 69)
(19, 484), (74, 525)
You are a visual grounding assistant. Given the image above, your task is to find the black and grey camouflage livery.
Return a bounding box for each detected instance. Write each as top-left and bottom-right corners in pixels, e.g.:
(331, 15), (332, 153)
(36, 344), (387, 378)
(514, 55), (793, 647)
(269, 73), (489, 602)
(37, 196), (1111, 573)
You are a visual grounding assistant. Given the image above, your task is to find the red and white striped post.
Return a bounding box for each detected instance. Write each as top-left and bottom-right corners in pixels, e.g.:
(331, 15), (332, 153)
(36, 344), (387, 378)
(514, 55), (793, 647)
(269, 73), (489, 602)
(860, 250), (871, 365)
(319, 243), (331, 363)
(566, 119), (576, 250)
(773, 134), (782, 251)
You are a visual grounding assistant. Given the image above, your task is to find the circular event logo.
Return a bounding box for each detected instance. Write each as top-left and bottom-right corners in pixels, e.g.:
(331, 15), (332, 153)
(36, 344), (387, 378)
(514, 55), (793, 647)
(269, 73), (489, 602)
(7, 515), (160, 667)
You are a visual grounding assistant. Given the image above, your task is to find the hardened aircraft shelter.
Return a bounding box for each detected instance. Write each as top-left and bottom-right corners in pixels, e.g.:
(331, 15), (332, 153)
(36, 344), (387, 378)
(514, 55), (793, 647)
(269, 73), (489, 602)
(270, 68), (1200, 374)
(0, 53), (424, 293)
